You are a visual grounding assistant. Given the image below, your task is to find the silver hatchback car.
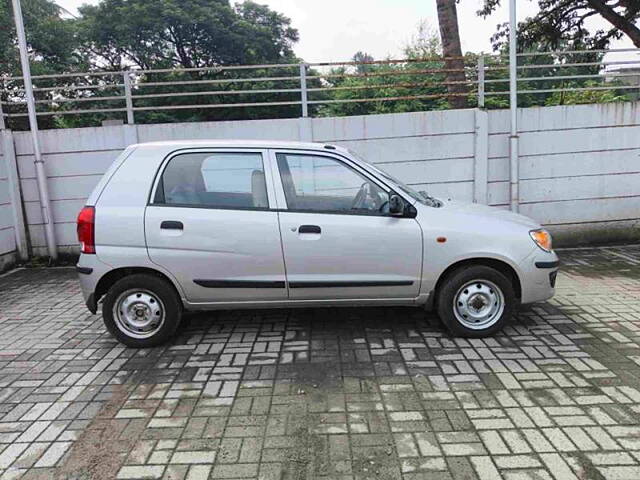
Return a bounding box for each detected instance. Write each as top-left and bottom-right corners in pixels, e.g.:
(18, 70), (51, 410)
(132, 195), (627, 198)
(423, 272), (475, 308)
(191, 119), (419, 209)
(77, 140), (559, 347)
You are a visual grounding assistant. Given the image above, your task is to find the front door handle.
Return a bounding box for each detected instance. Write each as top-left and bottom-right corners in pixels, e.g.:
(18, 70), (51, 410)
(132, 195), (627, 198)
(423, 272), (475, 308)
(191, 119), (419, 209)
(298, 225), (321, 234)
(161, 220), (183, 230)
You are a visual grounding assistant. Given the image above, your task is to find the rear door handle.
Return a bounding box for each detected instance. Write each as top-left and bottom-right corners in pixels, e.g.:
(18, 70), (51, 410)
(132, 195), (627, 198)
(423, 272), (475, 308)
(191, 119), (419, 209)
(298, 225), (321, 234)
(161, 220), (183, 230)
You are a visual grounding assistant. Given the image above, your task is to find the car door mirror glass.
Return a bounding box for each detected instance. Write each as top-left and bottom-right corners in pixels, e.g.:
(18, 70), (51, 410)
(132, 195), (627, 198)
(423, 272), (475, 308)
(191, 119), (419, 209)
(389, 194), (404, 215)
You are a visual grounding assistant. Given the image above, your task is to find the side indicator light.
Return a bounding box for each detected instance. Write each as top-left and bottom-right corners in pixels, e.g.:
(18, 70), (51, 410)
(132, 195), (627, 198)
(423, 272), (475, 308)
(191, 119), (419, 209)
(437, 237), (447, 243)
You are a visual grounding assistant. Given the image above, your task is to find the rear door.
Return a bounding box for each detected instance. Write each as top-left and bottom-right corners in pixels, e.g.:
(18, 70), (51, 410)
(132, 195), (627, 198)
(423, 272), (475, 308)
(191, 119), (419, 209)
(271, 149), (423, 301)
(145, 149), (287, 304)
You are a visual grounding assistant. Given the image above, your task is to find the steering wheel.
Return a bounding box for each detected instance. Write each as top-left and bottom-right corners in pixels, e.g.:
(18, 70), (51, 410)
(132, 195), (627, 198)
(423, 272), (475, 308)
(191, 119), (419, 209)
(351, 182), (373, 210)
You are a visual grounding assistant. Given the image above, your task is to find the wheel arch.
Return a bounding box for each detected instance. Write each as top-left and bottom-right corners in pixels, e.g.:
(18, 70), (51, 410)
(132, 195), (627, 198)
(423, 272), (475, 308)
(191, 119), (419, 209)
(94, 267), (184, 311)
(428, 257), (522, 310)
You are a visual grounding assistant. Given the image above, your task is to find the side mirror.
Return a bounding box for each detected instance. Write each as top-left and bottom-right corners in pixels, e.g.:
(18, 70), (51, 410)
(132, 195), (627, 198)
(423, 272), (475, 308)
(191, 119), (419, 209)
(389, 194), (404, 215)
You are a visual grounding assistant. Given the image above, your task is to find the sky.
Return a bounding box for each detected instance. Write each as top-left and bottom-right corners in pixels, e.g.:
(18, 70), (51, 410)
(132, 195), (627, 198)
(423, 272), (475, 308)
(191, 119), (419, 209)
(55, 0), (636, 63)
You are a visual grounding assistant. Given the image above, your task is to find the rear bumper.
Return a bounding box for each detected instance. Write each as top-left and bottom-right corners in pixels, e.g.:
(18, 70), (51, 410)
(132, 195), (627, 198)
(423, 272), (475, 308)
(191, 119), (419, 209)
(76, 265), (94, 275)
(85, 292), (97, 314)
(76, 264), (98, 313)
(76, 254), (112, 313)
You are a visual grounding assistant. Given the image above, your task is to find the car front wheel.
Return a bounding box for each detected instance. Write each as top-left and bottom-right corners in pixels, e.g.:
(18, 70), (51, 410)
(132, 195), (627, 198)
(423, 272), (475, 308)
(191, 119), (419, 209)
(102, 273), (182, 347)
(437, 265), (516, 337)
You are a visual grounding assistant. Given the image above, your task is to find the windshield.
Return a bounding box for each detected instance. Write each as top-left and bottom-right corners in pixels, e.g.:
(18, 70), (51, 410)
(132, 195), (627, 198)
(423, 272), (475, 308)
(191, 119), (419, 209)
(347, 149), (441, 207)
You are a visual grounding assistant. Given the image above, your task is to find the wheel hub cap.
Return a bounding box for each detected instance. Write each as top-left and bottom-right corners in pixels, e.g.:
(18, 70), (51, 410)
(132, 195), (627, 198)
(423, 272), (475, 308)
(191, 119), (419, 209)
(113, 290), (165, 339)
(469, 293), (488, 312)
(453, 280), (505, 330)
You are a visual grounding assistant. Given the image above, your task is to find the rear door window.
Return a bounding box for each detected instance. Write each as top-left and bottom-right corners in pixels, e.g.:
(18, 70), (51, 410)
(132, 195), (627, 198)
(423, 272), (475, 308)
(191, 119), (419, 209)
(154, 152), (269, 209)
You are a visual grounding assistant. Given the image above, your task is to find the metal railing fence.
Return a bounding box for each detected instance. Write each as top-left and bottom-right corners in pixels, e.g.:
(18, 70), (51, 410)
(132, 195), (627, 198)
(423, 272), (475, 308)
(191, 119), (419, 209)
(1, 48), (639, 128)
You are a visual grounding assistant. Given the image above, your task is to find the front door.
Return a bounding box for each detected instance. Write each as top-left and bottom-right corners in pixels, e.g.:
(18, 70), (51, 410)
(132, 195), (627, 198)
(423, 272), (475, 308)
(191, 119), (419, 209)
(145, 149), (287, 304)
(272, 150), (423, 301)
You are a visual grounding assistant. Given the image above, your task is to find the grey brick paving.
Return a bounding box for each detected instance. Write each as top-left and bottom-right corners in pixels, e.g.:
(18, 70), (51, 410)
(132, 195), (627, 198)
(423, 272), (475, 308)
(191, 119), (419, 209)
(1, 246), (640, 479)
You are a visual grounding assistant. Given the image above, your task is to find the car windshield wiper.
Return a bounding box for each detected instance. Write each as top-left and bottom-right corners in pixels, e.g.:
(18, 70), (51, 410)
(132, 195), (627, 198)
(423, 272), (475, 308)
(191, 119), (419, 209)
(418, 190), (441, 207)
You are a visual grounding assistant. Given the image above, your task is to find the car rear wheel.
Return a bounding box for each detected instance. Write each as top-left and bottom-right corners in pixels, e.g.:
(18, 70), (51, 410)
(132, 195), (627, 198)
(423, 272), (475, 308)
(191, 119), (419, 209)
(102, 274), (181, 347)
(437, 265), (515, 337)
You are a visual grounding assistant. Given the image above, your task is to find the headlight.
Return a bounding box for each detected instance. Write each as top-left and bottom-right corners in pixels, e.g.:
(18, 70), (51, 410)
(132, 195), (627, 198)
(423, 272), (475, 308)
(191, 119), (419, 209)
(529, 229), (552, 252)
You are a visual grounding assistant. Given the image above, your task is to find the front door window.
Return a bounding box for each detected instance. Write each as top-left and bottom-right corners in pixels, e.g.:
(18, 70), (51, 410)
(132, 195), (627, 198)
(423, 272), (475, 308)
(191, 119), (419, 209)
(276, 153), (389, 215)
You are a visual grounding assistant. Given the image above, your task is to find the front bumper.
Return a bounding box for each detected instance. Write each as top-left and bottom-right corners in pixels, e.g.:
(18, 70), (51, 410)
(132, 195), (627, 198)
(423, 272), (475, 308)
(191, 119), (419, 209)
(519, 249), (560, 304)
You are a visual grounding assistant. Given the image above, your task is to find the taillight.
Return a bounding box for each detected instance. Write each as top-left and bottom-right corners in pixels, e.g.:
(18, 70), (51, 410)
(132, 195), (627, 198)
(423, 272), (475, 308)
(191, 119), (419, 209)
(77, 206), (95, 254)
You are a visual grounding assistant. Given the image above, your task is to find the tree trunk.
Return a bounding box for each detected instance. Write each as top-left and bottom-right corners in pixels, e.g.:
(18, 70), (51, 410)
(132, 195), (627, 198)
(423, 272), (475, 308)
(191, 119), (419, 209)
(586, 0), (640, 47)
(436, 0), (468, 109)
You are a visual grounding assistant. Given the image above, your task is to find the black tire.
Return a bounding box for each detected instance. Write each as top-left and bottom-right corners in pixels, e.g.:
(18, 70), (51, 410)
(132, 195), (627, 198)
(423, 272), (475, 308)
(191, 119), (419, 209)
(436, 265), (516, 338)
(102, 273), (182, 347)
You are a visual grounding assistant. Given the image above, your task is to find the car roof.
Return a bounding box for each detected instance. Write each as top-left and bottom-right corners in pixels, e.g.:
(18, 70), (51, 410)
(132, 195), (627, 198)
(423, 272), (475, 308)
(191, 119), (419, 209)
(133, 139), (348, 153)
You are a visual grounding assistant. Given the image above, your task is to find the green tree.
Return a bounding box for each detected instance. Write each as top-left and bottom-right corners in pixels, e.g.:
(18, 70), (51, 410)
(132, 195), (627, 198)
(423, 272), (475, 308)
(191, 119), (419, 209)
(1, 0), (82, 129)
(76, 0), (299, 70)
(0, 0), (79, 76)
(316, 27), (460, 117)
(479, 0), (640, 50)
(404, 21), (441, 59)
(544, 80), (630, 105)
(476, 1), (638, 109)
(3, 0), (303, 128)
(352, 51), (375, 74)
(66, 0), (303, 126)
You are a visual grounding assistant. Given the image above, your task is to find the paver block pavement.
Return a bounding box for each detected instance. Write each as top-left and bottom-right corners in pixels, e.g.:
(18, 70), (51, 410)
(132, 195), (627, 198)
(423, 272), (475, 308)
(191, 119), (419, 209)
(1, 246), (640, 479)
